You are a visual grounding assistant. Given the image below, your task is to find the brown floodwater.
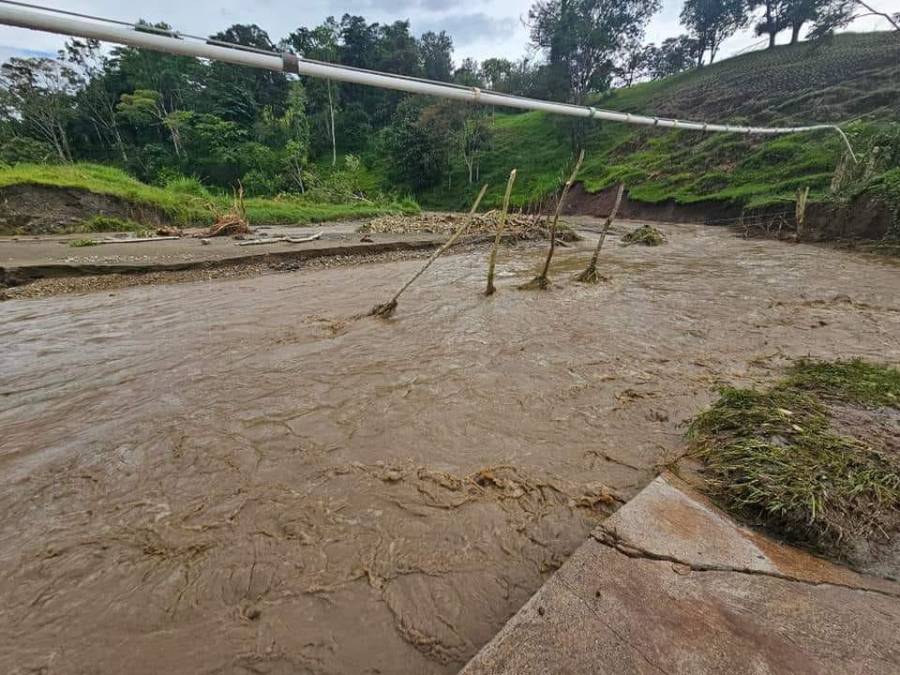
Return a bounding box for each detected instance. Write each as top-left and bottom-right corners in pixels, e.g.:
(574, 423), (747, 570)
(1, 220), (899, 674)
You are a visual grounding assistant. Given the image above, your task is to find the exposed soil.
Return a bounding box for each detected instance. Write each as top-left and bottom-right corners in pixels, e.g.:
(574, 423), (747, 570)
(1, 220), (899, 673)
(0, 184), (170, 235)
(565, 182), (895, 242)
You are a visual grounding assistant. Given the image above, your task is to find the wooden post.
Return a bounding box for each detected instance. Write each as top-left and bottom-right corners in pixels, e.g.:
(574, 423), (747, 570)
(369, 184), (490, 318)
(575, 183), (625, 283)
(485, 169), (517, 296)
(520, 149), (585, 290)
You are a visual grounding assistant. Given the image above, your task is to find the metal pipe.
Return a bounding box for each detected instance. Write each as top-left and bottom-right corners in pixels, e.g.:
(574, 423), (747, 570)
(0, 2), (858, 161)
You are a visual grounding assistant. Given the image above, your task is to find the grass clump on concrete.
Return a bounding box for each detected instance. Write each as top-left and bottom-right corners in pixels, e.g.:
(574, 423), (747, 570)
(69, 238), (99, 248)
(688, 359), (900, 560)
(621, 224), (665, 246)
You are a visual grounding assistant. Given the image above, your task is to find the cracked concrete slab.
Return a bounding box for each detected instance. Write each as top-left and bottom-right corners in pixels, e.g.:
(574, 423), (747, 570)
(461, 474), (900, 674)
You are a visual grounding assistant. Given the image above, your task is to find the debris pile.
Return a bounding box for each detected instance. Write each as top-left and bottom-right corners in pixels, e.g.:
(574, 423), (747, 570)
(359, 212), (580, 242)
(204, 214), (251, 238)
(622, 224), (666, 246)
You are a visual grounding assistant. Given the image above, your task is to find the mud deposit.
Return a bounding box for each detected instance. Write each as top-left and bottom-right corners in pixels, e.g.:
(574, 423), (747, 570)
(1, 221), (899, 674)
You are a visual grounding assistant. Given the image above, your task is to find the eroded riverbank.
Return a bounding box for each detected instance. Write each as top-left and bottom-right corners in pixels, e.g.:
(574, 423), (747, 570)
(1, 220), (899, 673)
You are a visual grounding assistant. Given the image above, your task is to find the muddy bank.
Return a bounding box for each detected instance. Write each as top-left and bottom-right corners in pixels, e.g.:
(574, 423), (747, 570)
(565, 182), (895, 242)
(0, 184), (170, 235)
(1, 221), (899, 673)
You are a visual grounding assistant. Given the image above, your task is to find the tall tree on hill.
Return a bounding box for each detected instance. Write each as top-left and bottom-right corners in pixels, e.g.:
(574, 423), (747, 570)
(750, 0), (787, 47)
(647, 35), (700, 78)
(680, 0), (748, 66)
(420, 31), (454, 82)
(808, 1), (899, 40)
(528, 0), (661, 102)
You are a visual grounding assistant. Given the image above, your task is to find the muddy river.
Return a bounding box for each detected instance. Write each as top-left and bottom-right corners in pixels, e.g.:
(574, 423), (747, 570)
(2, 220), (899, 674)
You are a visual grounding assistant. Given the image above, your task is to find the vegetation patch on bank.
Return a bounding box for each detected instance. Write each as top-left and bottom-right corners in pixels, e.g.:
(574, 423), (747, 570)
(0, 163), (418, 231)
(688, 359), (900, 567)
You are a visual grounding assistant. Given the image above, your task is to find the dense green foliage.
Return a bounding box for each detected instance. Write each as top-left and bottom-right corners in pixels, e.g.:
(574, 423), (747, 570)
(689, 359), (900, 559)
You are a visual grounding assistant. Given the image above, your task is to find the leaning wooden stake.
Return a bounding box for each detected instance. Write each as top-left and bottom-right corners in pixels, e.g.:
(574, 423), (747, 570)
(520, 149), (585, 291)
(795, 185), (809, 242)
(485, 169), (517, 296)
(575, 183), (625, 283)
(368, 183), (489, 318)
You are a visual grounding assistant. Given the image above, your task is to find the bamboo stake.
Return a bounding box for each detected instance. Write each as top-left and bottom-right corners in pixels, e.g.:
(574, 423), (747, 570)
(485, 169), (517, 296)
(795, 186), (810, 242)
(368, 183), (489, 318)
(520, 149), (585, 290)
(575, 183), (625, 283)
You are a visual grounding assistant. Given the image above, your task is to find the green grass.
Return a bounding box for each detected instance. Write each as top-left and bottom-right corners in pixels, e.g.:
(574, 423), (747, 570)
(77, 215), (147, 233)
(786, 358), (900, 407)
(414, 32), (900, 223)
(69, 238), (98, 247)
(688, 359), (900, 559)
(0, 163), (419, 228)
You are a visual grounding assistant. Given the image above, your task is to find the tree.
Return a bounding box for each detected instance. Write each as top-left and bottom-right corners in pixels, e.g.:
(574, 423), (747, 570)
(0, 57), (77, 162)
(62, 38), (130, 163)
(528, 0), (661, 102)
(460, 114), (493, 184)
(206, 24), (289, 125)
(750, 0), (787, 47)
(615, 40), (655, 86)
(380, 97), (447, 190)
(647, 36), (699, 78)
(453, 58), (483, 87)
(420, 31), (454, 82)
(808, 1), (899, 40)
(680, 0), (748, 67)
(481, 58), (514, 91)
(285, 20), (341, 165)
(117, 89), (184, 158)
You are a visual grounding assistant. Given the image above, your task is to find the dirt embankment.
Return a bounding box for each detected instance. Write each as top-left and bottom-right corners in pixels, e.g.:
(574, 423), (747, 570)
(564, 182), (895, 242)
(0, 184), (170, 234)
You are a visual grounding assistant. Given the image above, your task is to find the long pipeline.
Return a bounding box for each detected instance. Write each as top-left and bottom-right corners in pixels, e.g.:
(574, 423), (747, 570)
(0, 2), (857, 160)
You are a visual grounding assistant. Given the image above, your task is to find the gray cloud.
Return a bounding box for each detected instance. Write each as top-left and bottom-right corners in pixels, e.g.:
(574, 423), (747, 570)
(420, 13), (519, 46)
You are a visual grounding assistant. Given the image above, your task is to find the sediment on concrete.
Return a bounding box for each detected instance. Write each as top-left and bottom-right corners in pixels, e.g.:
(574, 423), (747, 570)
(0, 239), (443, 287)
(462, 474), (900, 675)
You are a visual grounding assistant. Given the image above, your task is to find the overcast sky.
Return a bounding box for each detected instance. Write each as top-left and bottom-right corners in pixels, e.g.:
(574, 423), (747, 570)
(0, 0), (895, 69)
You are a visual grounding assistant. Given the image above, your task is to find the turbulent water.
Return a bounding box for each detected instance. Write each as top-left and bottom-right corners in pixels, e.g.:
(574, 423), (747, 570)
(1, 221), (899, 674)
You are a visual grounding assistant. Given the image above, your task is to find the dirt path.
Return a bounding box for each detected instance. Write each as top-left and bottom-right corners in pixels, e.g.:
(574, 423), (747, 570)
(1, 220), (898, 674)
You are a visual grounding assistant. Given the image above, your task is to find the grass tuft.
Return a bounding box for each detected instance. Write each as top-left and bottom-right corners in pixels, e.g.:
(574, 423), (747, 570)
(621, 224), (666, 246)
(688, 359), (900, 560)
(786, 358), (900, 407)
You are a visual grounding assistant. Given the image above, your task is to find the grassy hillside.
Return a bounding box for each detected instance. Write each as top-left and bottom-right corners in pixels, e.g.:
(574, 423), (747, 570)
(0, 163), (418, 229)
(417, 32), (900, 229)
